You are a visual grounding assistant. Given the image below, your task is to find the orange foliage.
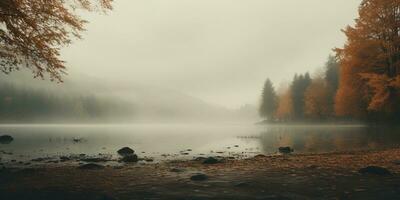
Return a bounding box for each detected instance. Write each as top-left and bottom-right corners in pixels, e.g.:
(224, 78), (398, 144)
(275, 88), (293, 121)
(0, 0), (113, 81)
(304, 78), (331, 119)
(335, 0), (400, 117)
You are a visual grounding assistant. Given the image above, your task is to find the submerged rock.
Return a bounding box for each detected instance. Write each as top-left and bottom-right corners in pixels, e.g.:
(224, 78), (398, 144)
(190, 173), (208, 181)
(31, 157), (46, 162)
(60, 156), (70, 162)
(202, 157), (220, 164)
(359, 166), (391, 175)
(121, 154), (138, 163)
(117, 147), (135, 156)
(78, 163), (105, 170)
(72, 137), (83, 143)
(278, 147), (294, 154)
(0, 135), (13, 144)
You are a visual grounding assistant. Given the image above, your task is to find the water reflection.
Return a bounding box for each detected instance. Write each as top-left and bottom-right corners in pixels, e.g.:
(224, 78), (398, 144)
(0, 124), (400, 164)
(258, 125), (400, 154)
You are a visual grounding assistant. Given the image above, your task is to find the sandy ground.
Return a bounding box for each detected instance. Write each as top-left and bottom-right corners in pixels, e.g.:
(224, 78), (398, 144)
(2, 149), (400, 200)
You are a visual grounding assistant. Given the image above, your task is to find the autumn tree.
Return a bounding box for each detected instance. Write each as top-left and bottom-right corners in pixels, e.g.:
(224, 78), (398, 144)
(0, 0), (113, 81)
(275, 87), (293, 121)
(304, 77), (331, 119)
(259, 78), (277, 121)
(335, 0), (400, 119)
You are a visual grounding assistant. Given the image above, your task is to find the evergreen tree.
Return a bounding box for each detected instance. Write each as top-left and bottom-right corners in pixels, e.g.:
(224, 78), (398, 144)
(290, 73), (311, 120)
(259, 79), (277, 120)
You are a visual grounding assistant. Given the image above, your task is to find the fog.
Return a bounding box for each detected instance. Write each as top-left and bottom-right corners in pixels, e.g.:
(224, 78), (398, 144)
(60, 0), (360, 109)
(2, 1), (361, 123)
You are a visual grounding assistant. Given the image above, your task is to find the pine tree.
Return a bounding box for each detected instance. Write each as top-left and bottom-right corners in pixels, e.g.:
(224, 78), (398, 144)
(259, 79), (277, 121)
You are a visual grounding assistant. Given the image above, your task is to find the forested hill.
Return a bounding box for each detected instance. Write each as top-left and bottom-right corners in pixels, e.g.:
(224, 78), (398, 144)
(0, 72), (249, 123)
(0, 73), (135, 123)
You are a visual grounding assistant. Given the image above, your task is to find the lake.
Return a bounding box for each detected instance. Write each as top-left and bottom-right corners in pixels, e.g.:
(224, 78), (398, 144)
(0, 123), (399, 165)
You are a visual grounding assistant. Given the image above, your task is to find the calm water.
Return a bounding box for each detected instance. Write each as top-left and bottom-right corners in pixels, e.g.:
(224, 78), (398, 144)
(0, 124), (399, 164)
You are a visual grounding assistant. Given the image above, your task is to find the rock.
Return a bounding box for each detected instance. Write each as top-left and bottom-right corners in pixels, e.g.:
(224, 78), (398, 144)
(117, 147), (135, 156)
(193, 157), (206, 161)
(254, 154), (267, 158)
(190, 173), (208, 181)
(170, 168), (184, 173)
(78, 163), (105, 170)
(121, 154), (138, 163)
(234, 145), (239, 147)
(60, 156), (70, 161)
(278, 147), (293, 154)
(359, 166), (391, 175)
(202, 157), (220, 164)
(31, 157), (46, 162)
(72, 138), (83, 143)
(0, 135), (13, 144)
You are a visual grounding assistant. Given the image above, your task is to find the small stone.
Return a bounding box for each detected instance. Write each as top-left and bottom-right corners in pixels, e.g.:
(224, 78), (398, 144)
(190, 173), (208, 181)
(72, 138), (83, 143)
(359, 166), (391, 175)
(60, 156), (70, 161)
(117, 147), (135, 156)
(170, 168), (184, 173)
(202, 157), (220, 164)
(278, 147), (294, 154)
(254, 154), (267, 158)
(31, 157), (46, 162)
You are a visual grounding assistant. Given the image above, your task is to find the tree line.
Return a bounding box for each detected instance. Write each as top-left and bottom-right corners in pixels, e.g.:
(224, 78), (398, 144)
(260, 56), (339, 123)
(0, 80), (134, 123)
(260, 0), (400, 124)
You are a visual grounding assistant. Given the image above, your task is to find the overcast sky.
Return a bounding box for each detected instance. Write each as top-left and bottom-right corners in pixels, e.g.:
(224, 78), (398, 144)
(62, 0), (361, 109)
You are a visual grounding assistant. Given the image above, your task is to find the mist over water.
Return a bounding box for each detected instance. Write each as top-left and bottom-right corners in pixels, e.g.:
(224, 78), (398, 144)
(1, 124), (399, 166)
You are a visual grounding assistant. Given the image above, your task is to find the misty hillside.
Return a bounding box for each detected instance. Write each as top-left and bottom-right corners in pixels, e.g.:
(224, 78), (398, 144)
(0, 72), (255, 123)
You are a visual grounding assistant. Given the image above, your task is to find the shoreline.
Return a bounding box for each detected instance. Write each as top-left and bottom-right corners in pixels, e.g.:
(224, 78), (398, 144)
(2, 148), (400, 199)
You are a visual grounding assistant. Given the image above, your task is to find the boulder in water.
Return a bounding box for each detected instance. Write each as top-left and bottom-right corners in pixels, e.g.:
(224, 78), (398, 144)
(117, 147), (135, 156)
(0, 135), (13, 144)
(278, 147), (294, 154)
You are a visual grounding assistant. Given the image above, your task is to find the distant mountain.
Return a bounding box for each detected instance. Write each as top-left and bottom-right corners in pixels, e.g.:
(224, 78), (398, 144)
(0, 72), (246, 123)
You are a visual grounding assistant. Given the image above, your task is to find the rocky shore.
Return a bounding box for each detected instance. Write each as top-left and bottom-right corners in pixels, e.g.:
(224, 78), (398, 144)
(1, 148), (400, 200)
